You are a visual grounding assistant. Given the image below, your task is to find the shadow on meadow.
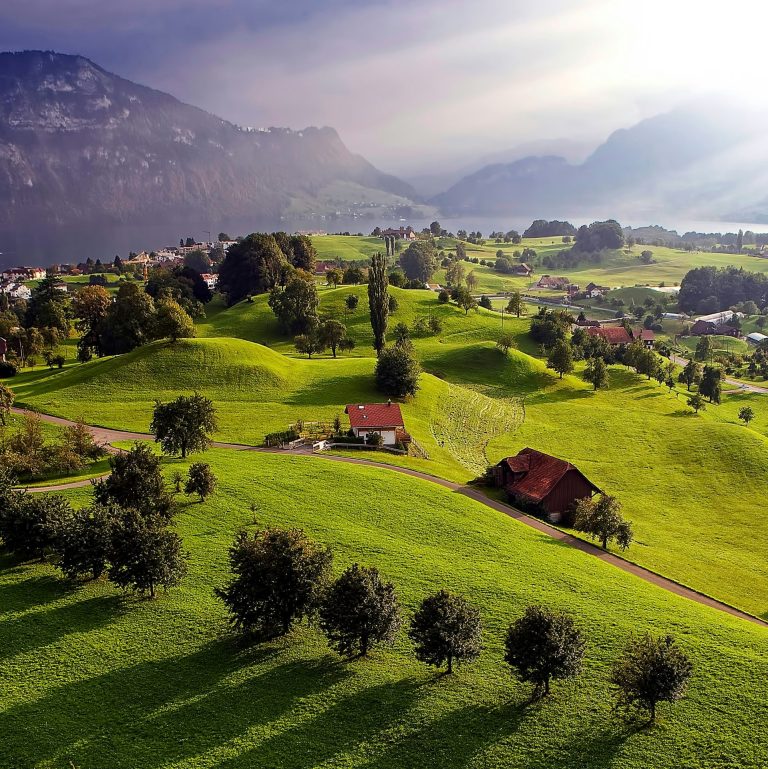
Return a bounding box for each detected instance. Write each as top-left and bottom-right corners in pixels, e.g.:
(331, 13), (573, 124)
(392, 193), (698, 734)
(3, 638), (354, 769)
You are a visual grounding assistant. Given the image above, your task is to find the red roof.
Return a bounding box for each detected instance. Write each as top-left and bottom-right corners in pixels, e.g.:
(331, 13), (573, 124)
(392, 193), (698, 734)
(345, 403), (404, 429)
(586, 326), (632, 344)
(499, 448), (599, 503)
(635, 328), (655, 341)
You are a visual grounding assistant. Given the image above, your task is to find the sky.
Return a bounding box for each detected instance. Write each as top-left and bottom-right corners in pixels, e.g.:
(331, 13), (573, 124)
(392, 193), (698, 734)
(1, 0), (767, 177)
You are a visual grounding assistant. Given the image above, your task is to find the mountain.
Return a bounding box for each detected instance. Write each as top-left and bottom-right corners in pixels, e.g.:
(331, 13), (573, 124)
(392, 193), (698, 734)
(432, 103), (768, 222)
(0, 51), (421, 257)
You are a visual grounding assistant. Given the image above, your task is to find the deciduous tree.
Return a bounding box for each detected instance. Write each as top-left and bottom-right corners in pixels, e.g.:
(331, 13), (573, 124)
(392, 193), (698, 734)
(55, 504), (114, 580)
(573, 494), (632, 550)
(318, 319), (348, 358)
(319, 564), (401, 657)
(408, 589), (482, 673)
(611, 634), (692, 723)
(150, 394), (217, 459)
(504, 605), (585, 698)
(0, 382), (13, 425)
(739, 406), (755, 425)
(185, 462), (217, 502)
(268, 272), (320, 334)
(374, 345), (421, 397)
(155, 297), (195, 342)
(547, 340), (574, 378)
(583, 356), (608, 390)
(216, 527), (333, 639)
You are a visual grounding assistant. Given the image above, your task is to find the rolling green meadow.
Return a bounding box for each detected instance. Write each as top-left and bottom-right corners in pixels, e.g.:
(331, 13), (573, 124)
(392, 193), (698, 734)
(5, 236), (768, 767)
(2, 450), (768, 769)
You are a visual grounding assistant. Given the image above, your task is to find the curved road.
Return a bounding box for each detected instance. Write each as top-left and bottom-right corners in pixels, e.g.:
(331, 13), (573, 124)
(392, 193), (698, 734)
(11, 407), (767, 628)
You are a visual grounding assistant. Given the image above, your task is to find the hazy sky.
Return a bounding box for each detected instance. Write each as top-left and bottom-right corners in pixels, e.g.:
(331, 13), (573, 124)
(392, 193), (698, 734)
(1, 0), (765, 175)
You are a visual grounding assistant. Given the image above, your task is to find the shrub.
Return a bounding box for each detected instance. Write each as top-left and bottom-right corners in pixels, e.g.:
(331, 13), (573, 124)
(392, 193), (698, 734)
(0, 360), (17, 378)
(437, 289), (449, 303)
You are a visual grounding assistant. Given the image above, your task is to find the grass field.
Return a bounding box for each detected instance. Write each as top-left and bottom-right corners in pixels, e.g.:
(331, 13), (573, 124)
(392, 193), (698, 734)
(2, 449), (767, 769)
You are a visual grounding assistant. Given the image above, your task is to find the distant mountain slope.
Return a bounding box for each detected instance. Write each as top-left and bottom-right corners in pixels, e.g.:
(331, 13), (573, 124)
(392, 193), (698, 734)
(432, 104), (768, 221)
(0, 50), (418, 233)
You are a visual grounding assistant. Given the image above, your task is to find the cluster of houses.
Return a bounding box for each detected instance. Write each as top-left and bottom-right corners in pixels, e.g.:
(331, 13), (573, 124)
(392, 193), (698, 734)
(535, 276), (610, 301)
(0, 266), (47, 300)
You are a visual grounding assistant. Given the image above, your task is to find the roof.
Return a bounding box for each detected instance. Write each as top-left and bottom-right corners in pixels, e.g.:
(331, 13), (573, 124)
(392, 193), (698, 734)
(345, 402), (404, 429)
(635, 328), (655, 341)
(586, 326), (632, 344)
(747, 332), (768, 342)
(498, 448), (599, 503)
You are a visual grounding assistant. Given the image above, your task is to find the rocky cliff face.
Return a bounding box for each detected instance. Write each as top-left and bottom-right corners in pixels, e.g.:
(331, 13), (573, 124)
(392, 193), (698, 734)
(0, 51), (416, 232)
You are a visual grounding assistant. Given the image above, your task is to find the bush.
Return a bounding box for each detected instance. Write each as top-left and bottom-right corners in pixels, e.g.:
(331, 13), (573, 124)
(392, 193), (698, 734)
(264, 428), (299, 447)
(365, 432), (384, 448)
(0, 360), (17, 378)
(437, 289), (449, 303)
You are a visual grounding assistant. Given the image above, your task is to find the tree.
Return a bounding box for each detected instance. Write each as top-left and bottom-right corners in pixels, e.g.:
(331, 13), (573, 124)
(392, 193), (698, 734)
(399, 241), (437, 283)
(573, 494), (633, 550)
(547, 340), (574, 379)
(699, 365), (722, 404)
(583, 356), (608, 390)
(288, 234), (317, 273)
(55, 504), (114, 580)
(574, 220), (624, 252)
(25, 275), (72, 335)
(506, 291), (524, 318)
(0, 491), (71, 560)
(611, 634), (692, 723)
(217, 233), (287, 304)
(294, 331), (326, 358)
(155, 297), (195, 342)
(695, 335), (712, 362)
(466, 271), (479, 291)
(109, 509), (188, 598)
(318, 319), (348, 358)
(72, 284), (111, 355)
(326, 268), (343, 288)
(150, 394), (217, 460)
(0, 382), (13, 426)
(185, 462), (217, 502)
(93, 442), (175, 520)
(268, 272), (319, 334)
(454, 286), (477, 314)
(688, 393), (705, 414)
(429, 220), (442, 236)
(737, 228), (744, 252)
(445, 260), (466, 287)
(504, 605), (585, 698)
(739, 406), (755, 426)
(681, 360), (701, 391)
(393, 322), (410, 346)
(215, 527), (333, 639)
(338, 337), (356, 356)
(408, 589), (482, 673)
(345, 294), (359, 312)
(496, 333), (516, 356)
(319, 564), (401, 657)
(184, 249), (212, 273)
(368, 253), (389, 356)
(343, 266), (366, 285)
(99, 283), (157, 356)
(375, 345), (421, 397)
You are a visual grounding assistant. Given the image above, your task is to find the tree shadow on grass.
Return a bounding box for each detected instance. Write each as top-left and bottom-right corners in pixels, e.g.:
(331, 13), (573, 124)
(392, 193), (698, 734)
(213, 675), (426, 769)
(4, 638), (349, 769)
(525, 723), (635, 769)
(0, 566), (79, 614)
(0, 592), (123, 661)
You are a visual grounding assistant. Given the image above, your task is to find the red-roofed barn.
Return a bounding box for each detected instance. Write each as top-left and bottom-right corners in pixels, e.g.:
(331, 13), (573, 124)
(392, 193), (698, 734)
(586, 326), (632, 345)
(493, 448), (600, 522)
(345, 402), (408, 446)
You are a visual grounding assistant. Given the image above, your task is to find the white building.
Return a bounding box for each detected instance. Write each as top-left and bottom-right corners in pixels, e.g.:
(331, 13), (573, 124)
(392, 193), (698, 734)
(695, 311), (745, 324)
(746, 332), (768, 345)
(344, 402), (406, 446)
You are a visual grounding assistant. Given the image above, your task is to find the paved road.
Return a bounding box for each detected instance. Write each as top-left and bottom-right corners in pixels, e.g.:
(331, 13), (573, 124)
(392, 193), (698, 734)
(669, 353), (768, 394)
(11, 407), (767, 628)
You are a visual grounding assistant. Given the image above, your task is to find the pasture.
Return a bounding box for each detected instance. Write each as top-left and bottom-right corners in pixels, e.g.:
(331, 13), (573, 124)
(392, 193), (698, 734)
(2, 449), (767, 769)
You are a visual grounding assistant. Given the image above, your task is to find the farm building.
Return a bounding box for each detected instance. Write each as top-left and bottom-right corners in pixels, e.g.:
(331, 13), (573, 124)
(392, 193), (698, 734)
(690, 320), (739, 337)
(536, 275), (572, 290)
(747, 332), (768, 345)
(585, 326), (632, 345)
(695, 311), (744, 324)
(493, 448), (600, 523)
(584, 282), (610, 298)
(345, 402), (409, 446)
(633, 328), (655, 348)
(511, 263), (533, 276)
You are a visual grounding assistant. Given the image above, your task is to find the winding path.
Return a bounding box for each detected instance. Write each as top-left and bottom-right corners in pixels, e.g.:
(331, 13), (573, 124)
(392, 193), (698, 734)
(12, 407), (767, 628)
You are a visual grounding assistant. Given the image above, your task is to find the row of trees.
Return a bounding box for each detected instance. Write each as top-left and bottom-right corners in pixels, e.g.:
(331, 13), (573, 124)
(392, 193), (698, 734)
(217, 525), (690, 721)
(678, 266), (768, 314)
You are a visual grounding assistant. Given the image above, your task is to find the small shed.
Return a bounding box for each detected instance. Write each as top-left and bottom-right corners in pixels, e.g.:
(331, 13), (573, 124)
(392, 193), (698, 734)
(493, 448), (600, 522)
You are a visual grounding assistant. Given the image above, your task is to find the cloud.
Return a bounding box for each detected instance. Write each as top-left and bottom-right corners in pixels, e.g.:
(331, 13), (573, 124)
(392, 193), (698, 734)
(1, 0), (765, 176)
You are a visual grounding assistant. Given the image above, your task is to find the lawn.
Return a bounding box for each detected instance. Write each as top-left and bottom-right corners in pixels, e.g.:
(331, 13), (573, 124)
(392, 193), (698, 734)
(2, 449), (767, 769)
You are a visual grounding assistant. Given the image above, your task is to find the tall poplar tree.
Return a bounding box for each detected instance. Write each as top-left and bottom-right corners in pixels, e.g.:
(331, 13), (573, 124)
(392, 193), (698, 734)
(368, 252), (389, 356)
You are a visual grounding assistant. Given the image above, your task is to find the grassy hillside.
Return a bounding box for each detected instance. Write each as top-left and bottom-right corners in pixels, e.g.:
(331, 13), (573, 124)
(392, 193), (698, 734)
(2, 449), (767, 769)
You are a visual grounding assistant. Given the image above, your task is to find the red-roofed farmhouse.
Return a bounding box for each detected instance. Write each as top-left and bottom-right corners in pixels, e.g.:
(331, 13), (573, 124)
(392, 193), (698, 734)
(345, 402), (408, 446)
(586, 326), (632, 345)
(493, 448), (600, 522)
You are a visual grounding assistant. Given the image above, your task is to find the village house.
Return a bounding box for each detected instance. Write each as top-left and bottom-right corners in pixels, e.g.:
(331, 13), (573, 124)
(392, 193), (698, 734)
(380, 227), (417, 241)
(585, 325), (633, 345)
(633, 328), (655, 349)
(492, 448), (601, 523)
(200, 273), (218, 290)
(344, 402), (409, 446)
(314, 260), (336, 276)
(584, 282), (610, 298)
(511, 263), (533, 277)
(425, 282), (443, 292)
(1, 266), (45, 281)
(0, 282), (32, 300)
(536, 275), (571, 290)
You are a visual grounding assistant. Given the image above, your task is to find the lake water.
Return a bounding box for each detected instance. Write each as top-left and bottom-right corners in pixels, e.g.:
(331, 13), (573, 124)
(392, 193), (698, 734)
(3, 213), (768, 271)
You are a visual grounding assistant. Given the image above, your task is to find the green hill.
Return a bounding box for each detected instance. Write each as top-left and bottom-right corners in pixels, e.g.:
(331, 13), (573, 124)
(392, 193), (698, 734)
(3, 449), (767, 768)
